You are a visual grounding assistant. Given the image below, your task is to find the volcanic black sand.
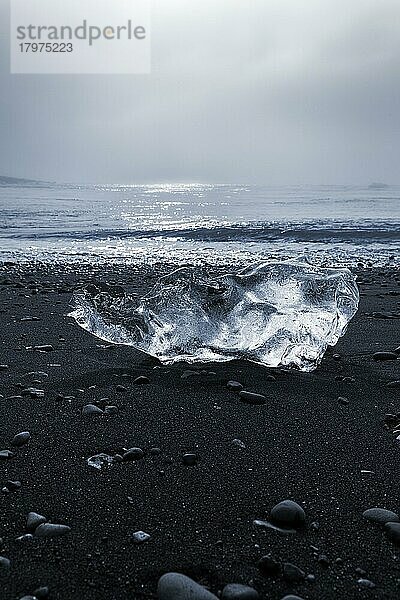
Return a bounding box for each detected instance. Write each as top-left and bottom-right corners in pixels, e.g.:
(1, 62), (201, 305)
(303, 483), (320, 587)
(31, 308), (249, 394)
(0, 262), (399, 600)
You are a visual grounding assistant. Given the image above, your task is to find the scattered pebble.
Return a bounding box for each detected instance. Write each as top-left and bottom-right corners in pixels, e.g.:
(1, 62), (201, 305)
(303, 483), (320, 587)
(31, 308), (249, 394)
(318, 554), (330, 568)
(363, 507), (399, 525)
(0, 556), (11, 572)
(239, 391), (266, 405)
(132, 531), (151, 544)
(182, 453), (198, 466)
(104, 405), (118, 414)
(26, 512), (47, 532)
(221, 583), (259, 599)
(282, 562), (306, 583)
(11, 431), (31, 447)
(5, 480), (21, 492)
(21, 387), (44, 399)
(226, 380), (243, 391)
(35, 523), (71, 538)
(257, 554), (281, 576)
(338, 396), (349, 405)
(158, 572), (218, 599)
(357, 578), (376, 589)
(122, 448), (145, 461)
(0, 450), (14, 460)
(385, 522), (400, 546)
(82, 404), (103, 415)
(33, 345), (54, 352)
(270, 500), (306, 529)
(16, 534), (34, 542)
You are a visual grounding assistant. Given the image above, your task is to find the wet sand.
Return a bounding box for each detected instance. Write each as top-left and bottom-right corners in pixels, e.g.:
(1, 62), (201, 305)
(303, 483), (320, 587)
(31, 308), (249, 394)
(0, 263), (399, 599)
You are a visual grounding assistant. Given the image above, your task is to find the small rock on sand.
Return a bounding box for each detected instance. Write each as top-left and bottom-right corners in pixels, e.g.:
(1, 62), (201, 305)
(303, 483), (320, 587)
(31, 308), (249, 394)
(158, 573), (218, 600)
(122, 448), (145, 461)
(0, 556), (11, 572)
(11, 431), (31, 447)
(338, 396), (349, 405)
(283, 562), (306, 583)
(257, 554), (281, 576)
(357, 579), (376, 589)
(0, 450), (14, 460)
(35, 524), (71, 538)
(26, 512), (47, 532)
(33, 345), (54, 352)
(183, 453), (198, 466)
(363, 508), (399, 525)
(270, 500), (306, 529)
(82, 404), (103, 415)
(385, 522), (400, 545)
(221, 583), (259, 599)
(227, 381), (243, 391)
(239, 391), (266, 405)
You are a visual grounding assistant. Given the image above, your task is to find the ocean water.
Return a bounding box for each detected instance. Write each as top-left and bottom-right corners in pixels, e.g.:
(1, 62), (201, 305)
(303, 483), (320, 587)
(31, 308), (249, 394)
(0, 181), (399, 267)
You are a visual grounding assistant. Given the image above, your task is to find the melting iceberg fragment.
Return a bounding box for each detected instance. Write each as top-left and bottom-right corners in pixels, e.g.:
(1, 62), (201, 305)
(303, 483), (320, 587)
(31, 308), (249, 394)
(69, 260), (359, 371)
(87, 453), (115, 470)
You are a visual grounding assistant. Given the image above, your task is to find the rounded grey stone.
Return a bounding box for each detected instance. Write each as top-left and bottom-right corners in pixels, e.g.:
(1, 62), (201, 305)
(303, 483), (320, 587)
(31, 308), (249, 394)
(0, 556), (11, 572)
(123, 448), (145, 461)
(35, 524), (71, 538)
(222, 583), (259, 599)
(158, 573), (218, 600)
(363, 508), (399, 525)
(385, 522), (400, 546)
(239, 391), (266, 405)
(227, 380), (243, 391)
(270, 500), (306, 528)
(11, 431), (31, 447)
(82, 404), (103, 415)
(26, 512), (47, 532)
(0, 450), (14, 460)
(282, 563), (306, 583)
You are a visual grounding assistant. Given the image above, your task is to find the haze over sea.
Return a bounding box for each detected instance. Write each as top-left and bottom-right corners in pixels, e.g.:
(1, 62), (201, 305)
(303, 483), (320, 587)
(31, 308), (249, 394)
(1, 178), (399, 267)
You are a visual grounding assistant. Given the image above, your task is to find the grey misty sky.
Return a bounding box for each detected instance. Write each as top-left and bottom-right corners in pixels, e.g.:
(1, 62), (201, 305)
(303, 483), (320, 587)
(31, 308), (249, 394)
(0, 0), (399, 185)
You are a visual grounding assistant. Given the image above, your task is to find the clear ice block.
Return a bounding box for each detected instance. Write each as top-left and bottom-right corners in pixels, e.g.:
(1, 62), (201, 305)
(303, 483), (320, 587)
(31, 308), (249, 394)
(70, 259), (359, 371)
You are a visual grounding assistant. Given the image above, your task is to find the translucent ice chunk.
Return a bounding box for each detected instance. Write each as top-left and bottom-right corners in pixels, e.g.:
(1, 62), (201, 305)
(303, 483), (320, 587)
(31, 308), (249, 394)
(70, 259), (359, 371)
(87, 453), (114, 470)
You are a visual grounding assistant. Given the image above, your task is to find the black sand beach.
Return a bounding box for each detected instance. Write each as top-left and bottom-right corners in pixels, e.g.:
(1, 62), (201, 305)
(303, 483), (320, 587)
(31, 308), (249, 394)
(0, 262), (399, 600)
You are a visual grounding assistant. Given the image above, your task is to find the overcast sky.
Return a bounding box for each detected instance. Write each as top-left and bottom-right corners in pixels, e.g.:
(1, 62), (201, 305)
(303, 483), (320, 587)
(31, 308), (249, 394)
(0, 0), (399, 184)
